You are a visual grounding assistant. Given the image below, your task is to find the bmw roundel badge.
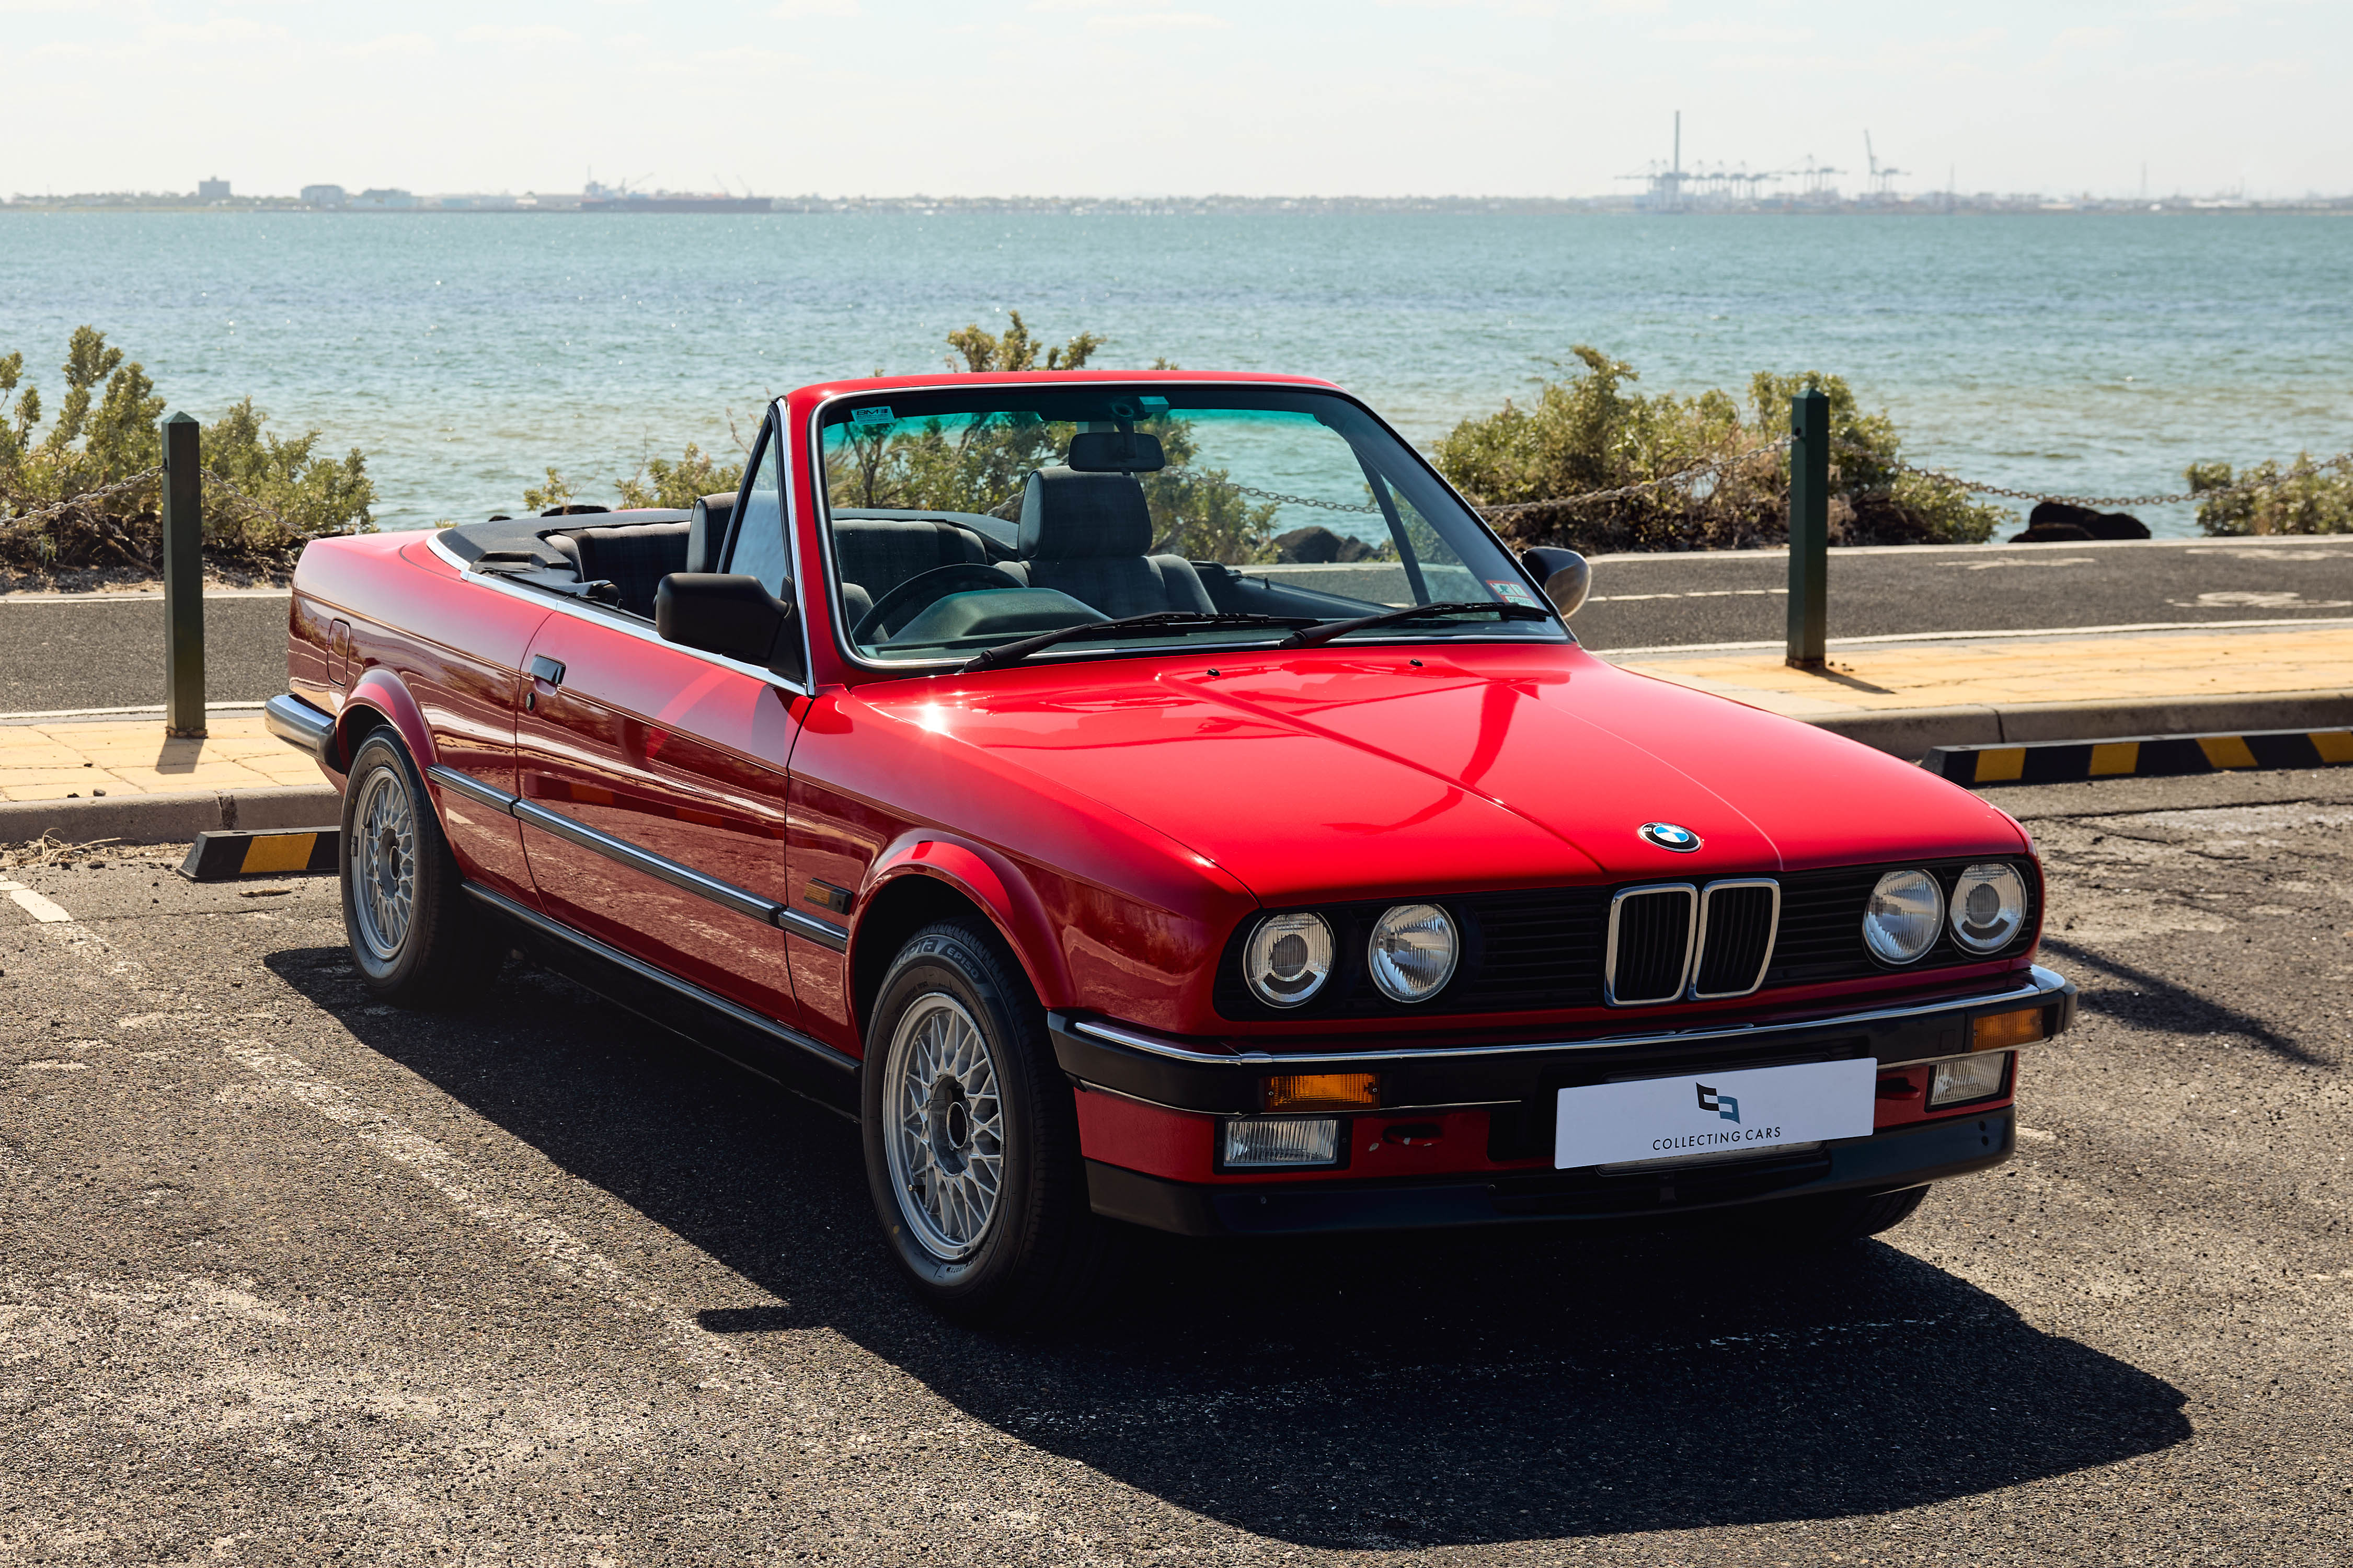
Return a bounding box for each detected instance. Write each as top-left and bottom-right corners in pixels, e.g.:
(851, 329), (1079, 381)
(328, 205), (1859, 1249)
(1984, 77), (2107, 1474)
(1639, 822), (1702, 853)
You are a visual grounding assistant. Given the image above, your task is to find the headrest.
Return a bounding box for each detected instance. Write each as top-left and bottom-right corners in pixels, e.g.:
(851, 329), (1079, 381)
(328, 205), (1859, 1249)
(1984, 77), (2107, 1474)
(688, 491), (733, 574)
(1018, 467), (1153, 560)
(1065, 430), (1165, 473)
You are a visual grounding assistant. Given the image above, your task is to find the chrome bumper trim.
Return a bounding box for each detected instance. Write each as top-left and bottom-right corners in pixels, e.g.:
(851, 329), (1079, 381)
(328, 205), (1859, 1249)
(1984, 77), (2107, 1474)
(263, 693), (336, 763)
(1070, 965), (2074, 1069)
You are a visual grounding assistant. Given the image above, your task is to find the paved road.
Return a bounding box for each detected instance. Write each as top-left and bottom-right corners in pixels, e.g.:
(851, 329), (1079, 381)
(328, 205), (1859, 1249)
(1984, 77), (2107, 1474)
(3, 767), (2349, 1563)
(0, 592), (291, 716)
(1569, 535), (2353, 653)
(5, 537), (2351, 714)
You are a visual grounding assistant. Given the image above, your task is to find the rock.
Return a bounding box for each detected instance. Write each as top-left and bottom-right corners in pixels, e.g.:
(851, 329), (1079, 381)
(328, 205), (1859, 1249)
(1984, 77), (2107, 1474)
(2009, 521), (2096, 543)
(2025, 500), (2149, 540)
(1275, 526), (1348, 564)
(1334, 535), (1379, 563)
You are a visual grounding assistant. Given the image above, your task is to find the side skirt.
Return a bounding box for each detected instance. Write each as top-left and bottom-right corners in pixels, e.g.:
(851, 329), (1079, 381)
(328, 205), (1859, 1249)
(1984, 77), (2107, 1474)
(464, 882), (861, 1121)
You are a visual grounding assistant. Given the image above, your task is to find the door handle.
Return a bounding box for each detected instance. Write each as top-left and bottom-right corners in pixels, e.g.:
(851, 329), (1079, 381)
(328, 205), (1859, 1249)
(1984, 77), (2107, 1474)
(530, 655), (566, 687)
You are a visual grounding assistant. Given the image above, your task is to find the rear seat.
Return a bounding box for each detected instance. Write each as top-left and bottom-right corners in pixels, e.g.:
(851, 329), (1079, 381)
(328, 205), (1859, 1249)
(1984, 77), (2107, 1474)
(831, 518), (992, 627)
(571, 522), (691, 617)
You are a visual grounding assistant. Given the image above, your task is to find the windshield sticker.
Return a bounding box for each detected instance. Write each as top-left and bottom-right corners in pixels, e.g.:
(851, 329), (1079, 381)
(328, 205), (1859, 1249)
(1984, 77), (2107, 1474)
(1488, 580), (1542, 608)
(851, 405), (894, 425)
(1139, 396), (1170, 416)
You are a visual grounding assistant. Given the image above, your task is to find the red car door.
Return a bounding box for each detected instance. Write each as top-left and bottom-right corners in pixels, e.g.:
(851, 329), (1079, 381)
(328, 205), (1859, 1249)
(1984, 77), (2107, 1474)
(512, 607), (807, 1027)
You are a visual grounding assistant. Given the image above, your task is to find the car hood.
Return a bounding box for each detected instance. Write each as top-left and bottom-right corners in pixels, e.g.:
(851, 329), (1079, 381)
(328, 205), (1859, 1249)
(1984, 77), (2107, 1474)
(866, 644), (2027, 904)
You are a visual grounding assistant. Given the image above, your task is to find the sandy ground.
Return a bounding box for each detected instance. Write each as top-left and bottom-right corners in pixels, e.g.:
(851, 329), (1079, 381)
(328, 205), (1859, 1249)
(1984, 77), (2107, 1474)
(0, 768), (2348, 1564)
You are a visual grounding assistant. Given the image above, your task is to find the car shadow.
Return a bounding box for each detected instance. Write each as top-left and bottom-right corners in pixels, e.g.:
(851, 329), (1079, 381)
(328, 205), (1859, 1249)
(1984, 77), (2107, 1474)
(265, 946), (2191, 1551)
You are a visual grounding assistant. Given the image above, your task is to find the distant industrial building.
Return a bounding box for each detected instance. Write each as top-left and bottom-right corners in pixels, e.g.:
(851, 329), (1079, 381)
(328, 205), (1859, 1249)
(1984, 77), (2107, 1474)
(196, 176), (230, 201)
(301, 184), (346, 208)
(347, 188), (416, 211)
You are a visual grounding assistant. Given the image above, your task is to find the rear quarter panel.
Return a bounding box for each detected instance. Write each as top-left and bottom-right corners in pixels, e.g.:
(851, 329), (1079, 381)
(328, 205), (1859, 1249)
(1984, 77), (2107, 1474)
(292, 533), (549, 903)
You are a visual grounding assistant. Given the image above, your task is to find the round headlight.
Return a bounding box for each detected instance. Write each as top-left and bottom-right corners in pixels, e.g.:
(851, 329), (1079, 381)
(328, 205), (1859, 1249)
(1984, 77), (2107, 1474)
(1862, 869), (1943, 964)
(1244, 913), (1334, 1008)
(1368, 903), (1459, 1004)
(1948, 862), (2028, 953)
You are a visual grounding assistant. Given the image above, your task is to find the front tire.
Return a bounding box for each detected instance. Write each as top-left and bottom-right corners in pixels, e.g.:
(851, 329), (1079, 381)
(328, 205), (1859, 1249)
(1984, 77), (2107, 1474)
(339, 730), (500, 1007)
(860, 920), (1121, 1327)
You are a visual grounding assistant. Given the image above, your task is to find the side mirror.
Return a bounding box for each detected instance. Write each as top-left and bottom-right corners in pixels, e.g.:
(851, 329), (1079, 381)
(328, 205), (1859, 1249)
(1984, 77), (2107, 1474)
(1521, 547), (1590, 617)
(655, 572), (798, 672)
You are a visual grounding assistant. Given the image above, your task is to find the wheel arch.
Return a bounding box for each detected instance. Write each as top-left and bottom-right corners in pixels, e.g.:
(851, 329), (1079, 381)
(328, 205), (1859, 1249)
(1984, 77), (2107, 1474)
(850, 838), (1072, 1047)
(335, 668), (438, 779)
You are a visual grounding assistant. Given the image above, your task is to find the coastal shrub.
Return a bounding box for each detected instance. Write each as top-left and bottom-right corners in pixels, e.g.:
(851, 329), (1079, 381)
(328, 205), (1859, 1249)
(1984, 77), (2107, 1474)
(0, 326), (374, 573)
(1432, 347), (2011, 552)
(2188, 457), (2353, 536)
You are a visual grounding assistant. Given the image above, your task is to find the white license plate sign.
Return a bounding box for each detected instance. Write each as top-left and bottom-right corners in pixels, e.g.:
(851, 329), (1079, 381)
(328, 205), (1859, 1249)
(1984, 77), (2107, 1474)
(1553, 1058), (1878, 1169)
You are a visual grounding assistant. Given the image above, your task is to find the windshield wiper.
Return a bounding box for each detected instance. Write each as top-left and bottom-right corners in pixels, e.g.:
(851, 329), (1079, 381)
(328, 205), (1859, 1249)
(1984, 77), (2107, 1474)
(1279, 599), (1554, 649)
(959, 612), (1319, 673)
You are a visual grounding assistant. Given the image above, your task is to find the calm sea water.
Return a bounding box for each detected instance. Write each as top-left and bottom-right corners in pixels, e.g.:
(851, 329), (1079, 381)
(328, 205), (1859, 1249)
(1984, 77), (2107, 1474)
(2, 210), (2348, 539)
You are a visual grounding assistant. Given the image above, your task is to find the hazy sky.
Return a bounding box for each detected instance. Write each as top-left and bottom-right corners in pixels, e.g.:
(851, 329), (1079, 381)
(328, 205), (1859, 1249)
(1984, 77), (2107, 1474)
(2, 0), (2341, 199)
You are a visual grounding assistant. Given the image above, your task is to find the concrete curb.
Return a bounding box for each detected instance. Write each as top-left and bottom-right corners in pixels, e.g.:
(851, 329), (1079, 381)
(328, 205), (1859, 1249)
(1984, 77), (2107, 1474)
(0, 785), (340, 846)
(1807, 688), (2353, 759)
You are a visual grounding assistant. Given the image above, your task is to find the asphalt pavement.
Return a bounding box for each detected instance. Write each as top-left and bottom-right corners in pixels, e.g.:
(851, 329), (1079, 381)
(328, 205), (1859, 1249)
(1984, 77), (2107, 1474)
(2, 766), (2349, 1563)
(0, 591), (291, 716)
(5, 536), (2351, 714)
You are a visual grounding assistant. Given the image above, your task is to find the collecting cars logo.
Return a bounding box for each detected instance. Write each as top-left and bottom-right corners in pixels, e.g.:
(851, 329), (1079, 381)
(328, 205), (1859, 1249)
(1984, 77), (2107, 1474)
(1638, 822), (1701, 852)
(1646, 1080), (1784, 1154)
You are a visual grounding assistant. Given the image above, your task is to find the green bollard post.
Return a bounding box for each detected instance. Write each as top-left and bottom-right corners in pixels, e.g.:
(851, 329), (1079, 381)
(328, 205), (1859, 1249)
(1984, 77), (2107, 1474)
(1786, 389), (1828, 670)
(161, 411), (206, 737)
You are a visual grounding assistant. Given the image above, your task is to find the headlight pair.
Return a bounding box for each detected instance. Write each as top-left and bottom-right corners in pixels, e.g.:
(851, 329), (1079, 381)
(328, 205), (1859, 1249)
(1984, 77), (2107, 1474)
(1862, 863), (2028, 964)
(1243, 904), (1458, 1008)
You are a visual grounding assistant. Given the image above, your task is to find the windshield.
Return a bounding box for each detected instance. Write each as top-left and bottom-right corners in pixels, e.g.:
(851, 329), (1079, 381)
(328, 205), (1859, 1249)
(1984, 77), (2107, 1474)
(813, 385), (1565, 666)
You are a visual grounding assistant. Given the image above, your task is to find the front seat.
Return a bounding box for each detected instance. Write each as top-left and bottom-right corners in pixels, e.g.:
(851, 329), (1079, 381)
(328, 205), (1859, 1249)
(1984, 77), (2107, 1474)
(1014, 468), (1214, 618)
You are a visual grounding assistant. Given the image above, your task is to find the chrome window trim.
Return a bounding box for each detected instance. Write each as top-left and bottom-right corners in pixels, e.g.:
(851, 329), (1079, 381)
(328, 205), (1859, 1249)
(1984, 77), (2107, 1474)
(1603, 882), (1698, 1007)
(1688, 877), (1783, 1001)
(1066, 965), (2071, 1068)
(801, 379), (1570, 678)
(425, 526), (811, 699)
(423, 763), (851, 953)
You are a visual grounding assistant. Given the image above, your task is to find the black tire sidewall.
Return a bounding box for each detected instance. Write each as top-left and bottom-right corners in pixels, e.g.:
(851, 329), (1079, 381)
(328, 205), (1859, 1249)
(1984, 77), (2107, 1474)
(339, 731), (461, 998)
(860, 921), (1059, 1313)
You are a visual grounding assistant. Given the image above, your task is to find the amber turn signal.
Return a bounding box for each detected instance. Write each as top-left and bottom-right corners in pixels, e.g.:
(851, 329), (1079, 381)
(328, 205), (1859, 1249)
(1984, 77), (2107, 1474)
(1972, 1007), (2045, 1051)
(1265, 1071), (1378, 1111)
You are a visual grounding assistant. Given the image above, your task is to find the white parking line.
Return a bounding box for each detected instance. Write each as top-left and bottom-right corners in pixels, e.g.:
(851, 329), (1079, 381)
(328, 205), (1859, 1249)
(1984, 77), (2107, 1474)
(0, 880), (73, 923)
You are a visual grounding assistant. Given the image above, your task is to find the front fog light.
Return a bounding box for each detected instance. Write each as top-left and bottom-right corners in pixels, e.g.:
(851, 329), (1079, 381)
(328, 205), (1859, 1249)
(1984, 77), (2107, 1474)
(1863, 869), (1943, 964)
(1948, 862), (2028, 953)
(1244, 913), (1334, 1008)
(1222, 1117), (1340, 1168)
(1930, 1052), (2009, 1107)
(1369, 903), (1459, 1002)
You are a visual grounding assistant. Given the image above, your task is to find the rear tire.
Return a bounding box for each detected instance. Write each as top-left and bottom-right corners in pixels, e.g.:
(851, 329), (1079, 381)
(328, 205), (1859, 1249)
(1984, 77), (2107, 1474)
(339, 731), (501, 1007)
(860, 919), (1122, 1328)
(1759, 1183), (1932, 1248)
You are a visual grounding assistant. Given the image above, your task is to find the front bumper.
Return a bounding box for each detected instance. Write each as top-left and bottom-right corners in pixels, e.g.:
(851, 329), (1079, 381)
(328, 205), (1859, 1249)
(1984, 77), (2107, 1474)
(1051, 964), (2073, 1237)
(1088, 1109), (2015, 1236)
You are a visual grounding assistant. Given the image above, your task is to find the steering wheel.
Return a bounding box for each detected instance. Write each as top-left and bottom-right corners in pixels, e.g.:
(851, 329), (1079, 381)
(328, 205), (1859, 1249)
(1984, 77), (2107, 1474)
(852, 562), (1025, 643)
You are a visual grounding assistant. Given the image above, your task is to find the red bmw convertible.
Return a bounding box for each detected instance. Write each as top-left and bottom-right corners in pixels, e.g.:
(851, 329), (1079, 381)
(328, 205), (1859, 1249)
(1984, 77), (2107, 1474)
(267, 372), (2071, 1323)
